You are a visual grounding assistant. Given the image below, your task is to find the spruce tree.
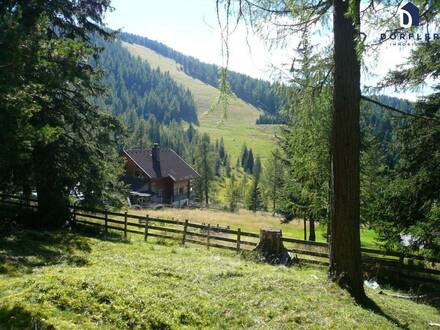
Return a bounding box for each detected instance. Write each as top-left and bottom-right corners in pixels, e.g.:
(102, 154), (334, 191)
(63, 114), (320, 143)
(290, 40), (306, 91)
(371, 41), (440, 258)
(263, 149), (284, 212)
(246, 149), (254, 173)
(0, 0), (125, 228)
(240, 144), (248, 168)
(195, 134), (214, 206)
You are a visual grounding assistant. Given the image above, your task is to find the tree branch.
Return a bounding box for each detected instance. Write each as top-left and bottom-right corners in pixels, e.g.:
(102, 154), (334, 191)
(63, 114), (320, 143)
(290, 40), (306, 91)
(361, 95), (440, 123)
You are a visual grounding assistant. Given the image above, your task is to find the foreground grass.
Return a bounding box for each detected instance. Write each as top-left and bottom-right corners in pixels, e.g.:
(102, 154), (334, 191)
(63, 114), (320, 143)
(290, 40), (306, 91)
(130, 207), (379, 248)
(1, 229), (439, 329)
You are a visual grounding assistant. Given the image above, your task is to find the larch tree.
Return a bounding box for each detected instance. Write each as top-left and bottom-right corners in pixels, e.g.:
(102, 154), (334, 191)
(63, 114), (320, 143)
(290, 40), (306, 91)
(225, 174), (241, 211)
(215, 0), (439, 300)
(262, 149), (284, 212)
(276, 35), (331, 243)
(216, 0), (364, 298)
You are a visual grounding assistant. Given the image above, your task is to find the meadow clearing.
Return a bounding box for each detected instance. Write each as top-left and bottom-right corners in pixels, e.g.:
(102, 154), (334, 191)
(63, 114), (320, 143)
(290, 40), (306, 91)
(1, 228), (439, 329)
(129, 207), (379, 248)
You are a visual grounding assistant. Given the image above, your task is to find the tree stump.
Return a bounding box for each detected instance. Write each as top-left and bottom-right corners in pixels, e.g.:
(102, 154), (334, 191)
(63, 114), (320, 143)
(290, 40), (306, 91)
(254, 228), (292, 265)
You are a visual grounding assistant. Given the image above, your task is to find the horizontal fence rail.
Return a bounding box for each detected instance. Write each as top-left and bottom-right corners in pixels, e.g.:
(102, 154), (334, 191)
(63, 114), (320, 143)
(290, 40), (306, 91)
(1, 193), (439, 284)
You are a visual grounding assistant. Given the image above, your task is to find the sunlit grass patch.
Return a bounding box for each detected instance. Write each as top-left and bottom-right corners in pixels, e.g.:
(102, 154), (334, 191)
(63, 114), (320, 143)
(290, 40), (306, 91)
(0, 229), (438, 329)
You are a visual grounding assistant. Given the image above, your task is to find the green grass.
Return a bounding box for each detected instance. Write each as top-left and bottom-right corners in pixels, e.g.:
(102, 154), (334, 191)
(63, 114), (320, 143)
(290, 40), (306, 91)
(1, 228), (439, 329)
(122, 41), (278, 161)
(129, 207), (380, 248)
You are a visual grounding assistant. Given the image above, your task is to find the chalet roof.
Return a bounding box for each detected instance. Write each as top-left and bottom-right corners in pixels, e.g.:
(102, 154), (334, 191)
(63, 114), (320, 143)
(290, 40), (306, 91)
(123, 148), (199, 182)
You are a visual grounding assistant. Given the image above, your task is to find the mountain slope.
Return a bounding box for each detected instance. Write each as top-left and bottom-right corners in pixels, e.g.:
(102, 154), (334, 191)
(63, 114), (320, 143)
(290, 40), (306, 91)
(120, 32), (285, 116)
(122, 41), (278, 160)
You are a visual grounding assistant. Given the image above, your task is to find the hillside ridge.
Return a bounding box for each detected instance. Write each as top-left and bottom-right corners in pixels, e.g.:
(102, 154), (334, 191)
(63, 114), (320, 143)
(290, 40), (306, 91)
(122, 40), (278, 160)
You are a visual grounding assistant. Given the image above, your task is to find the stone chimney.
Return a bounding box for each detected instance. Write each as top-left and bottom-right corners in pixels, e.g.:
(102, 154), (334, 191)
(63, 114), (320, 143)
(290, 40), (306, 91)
(152, 143), (160, 163)
(152, 143), (161, 176)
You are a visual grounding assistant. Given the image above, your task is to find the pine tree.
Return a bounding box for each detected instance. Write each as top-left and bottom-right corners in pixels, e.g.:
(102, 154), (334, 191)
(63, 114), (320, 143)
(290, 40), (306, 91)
(187, 123), (196, 143)
(246, 178), (263, 212)
(262, 149), (284, 212)
(219, 137), (226, 160)
(240, 144), (248, 168)
(195, 134), (214, 206)
(246, 149), (254, 173)
(253, 156), (262, 179)
(224, 154), (232, 178)
(225, 174), (240, 212)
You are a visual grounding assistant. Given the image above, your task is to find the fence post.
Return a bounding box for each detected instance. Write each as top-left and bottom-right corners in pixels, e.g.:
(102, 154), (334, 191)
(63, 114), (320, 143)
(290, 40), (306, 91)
(144, 214), (149, 241)
(207, 224), (211, 249)
(73, 205), (77, 222)
(182, 219), (188, 245)
(397, 253), (404, 282)
(124, 211), (128, 238)
(303, 219), (307, 241)
(71, 204), (77, 230)
(104, 209), (108, 234)
(237, 228), (241, 252)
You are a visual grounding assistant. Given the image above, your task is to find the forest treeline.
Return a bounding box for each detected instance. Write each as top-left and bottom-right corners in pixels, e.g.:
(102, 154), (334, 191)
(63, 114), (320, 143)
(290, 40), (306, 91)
(96, 38), (199, 124)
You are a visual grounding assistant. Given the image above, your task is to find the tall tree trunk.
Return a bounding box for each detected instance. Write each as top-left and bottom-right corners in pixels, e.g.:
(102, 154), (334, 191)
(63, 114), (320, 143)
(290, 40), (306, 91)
(34, 145), (70, 229)
(272, 184), (276, 211)
(329, 0), (365, 300)
(303, 218), (307, 241)
(309, 218), (316, 241)
(22, 183), (32, 207)
(327, 176), (332, 243)
(36, 180), (70, 229)
(326, 221), (330, 243)
(204, 177), (209, 206)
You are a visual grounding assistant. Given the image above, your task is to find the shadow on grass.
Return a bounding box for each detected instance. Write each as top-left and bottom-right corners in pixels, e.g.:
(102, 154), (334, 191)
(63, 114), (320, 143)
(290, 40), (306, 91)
(0, 223), (128, 277)
(0, 305), (55, 330)
(369, 275), (440, 314)
(71, 222), (131, 244)
(361, 296), (410, 330)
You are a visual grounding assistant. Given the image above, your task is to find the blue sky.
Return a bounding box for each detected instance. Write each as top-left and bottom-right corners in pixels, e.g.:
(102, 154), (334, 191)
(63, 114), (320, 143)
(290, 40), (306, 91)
(104, 0), (271, 79)
(104, 1), (431, 100)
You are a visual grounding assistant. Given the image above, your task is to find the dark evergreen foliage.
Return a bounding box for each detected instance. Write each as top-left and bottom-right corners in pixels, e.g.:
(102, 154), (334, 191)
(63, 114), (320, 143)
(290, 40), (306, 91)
(95, 39), (198, 125)
(256, 113), (286, 125)
(0, 0), (124, 228)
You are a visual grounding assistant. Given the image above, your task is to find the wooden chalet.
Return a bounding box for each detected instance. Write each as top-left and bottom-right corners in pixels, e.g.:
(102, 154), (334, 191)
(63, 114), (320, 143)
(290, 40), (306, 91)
(122, 144), (199, 207)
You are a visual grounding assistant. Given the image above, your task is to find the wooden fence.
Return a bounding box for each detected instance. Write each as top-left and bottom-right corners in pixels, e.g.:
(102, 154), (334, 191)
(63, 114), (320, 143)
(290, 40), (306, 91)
(1, 194), (439, 284)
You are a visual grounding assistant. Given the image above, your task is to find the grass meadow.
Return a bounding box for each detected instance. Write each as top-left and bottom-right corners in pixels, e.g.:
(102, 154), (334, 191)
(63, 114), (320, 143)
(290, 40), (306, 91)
(129, 207), (379, 248)
(1, 228), (439, 329)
